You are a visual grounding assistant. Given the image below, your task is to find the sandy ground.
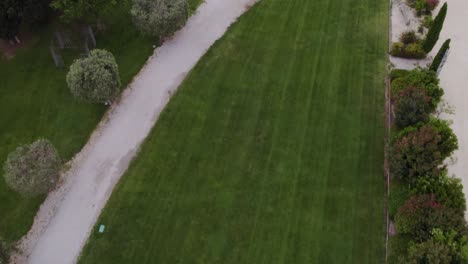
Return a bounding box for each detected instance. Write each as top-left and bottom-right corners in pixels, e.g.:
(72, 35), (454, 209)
(390, 0), (468, 214)
(389, 0), (432, 69)
(12, 0), (257, 263)
(434, 0), (468, 214)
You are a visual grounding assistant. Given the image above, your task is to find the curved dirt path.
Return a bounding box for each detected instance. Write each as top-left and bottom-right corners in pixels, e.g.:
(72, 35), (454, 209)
(13, 0), (256, 263)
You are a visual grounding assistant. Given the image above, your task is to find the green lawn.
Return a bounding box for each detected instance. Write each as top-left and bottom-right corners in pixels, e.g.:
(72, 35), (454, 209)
(78, 0), (388, 262)
(0, 1), (202, 242)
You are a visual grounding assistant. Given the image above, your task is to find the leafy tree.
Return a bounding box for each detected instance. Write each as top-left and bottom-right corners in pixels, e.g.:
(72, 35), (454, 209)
(411, 172), (466, 213)
(0, 0), (23, 40)
(405, 240), (453, 264)
(423, 2), (447, 53)
(391, 68), (444, 110)
(0, 0), (51, 39)
(395, 195), (466, 242)
(430, 39), (451, 72)
(67, 49), (121, 104)
(429, 118), (458, 158)
(3, 139), (61, 197)
(51, 0), (116, 23)
(23, 0), (51, 25)
(391, 125), (444, 180)
(131, 0), (188, 38)
(393, 86), (432, 130)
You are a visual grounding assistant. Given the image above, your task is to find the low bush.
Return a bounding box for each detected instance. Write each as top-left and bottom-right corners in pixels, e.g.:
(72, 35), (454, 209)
(390, 68), (443, 109)
(400, 31), (419, 45)
(408, 0), (439, 16)
(389, 69), (410, 81)
(411, 172), (466, 213)
(422, 15), (433, 29)
(392, 86), (432, 129)
(390, 121), (457, 180)
(3, 139), (61, 197)
(391, 42), (426, 59)
(430, 38), (451, 72)
(389, 183), (411, 219)
(67, 49), (121, 104)
(405, 239), (454, 263)
(395, 195), (466, 242)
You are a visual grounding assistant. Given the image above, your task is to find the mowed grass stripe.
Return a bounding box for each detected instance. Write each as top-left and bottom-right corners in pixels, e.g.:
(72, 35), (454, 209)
(79, 0), (388, 262)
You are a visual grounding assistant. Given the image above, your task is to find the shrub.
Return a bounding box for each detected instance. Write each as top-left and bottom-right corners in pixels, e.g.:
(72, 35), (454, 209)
(400, 31), (419, 45)
(3, 139), (61, 197)
(67, 49), (121, 104)
(392, 86), (432, 129)
(389, 184), (412, 219)
(411, 172), (466, 213)
(430, 38), (451, 72)
(51, 0), (114, 23)
(390, 122), (456, 180)
(390, 69), (410, 81)
(405, 240), (453, 263)
(391, 42), (426, 59)
(423, 2), (447, 53)
(390, 68), (443, 109)
(395, 195), (466, 242)
(131, 0), (188, 38)
(429, 118), (458, 157)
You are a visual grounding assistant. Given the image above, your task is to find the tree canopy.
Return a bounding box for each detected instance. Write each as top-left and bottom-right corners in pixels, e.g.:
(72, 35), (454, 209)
(67, 49), (121, 104)
(3, 139), (61, 197)
(131, 0), (188, 38)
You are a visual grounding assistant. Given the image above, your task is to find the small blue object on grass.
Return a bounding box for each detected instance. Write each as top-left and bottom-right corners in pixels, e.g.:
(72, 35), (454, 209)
(99, 224), (105, 233)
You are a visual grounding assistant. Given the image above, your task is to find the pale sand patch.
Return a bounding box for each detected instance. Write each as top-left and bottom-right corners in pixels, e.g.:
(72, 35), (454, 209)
(389, 0), (432, 69)
(11, 0), (257, 263)
(432, 0), (468, 215)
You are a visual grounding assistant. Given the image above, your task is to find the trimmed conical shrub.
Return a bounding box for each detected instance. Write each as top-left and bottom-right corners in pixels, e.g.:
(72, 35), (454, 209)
(423, 3), (447, 53)
(430, 39), (451, 72)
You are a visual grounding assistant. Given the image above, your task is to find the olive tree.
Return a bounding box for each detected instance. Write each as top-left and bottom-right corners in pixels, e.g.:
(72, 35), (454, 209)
(131, 0), (188, 38)
(67, 49), (121, 104)
(3, 139), (61, 197)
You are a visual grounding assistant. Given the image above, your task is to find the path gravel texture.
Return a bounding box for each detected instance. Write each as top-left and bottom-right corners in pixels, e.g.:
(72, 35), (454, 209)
(435, 0), (468, 215)
(13, 0), (256, 263)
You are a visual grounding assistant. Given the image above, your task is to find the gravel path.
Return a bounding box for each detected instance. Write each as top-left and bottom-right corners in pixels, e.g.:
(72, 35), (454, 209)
(435, 0), (468, 216)
(13, 0), (256, 263)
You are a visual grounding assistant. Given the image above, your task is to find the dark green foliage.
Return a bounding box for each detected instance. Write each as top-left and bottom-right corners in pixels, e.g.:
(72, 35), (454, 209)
(400, 31), (418, 45)
(0, 0), (51, 39)
(390, 69), (410, 81)
(405, 240), (453, 264)
(390, 68), (443, 110)
(395, 195), (466, 242)
(411, 172), (466, 214)
(392, 86), (432, 130)
(430, 38), (451, 72)
(51, 0), (116, 23)
(388, 235), (411, 264)
(429, 118), (458, 158)
(0, 0), (23, 39)
(389, 183), (411, 219)
(423, 2), (447, 53)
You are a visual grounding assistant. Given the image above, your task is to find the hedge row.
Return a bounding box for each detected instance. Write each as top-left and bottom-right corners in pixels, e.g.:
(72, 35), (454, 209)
(388, 67), (467, 262)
